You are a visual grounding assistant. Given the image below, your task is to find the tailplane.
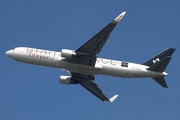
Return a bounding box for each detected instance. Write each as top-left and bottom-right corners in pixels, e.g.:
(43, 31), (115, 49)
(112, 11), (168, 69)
(142, 48), (175, 88)
(152, 77), (168, 88)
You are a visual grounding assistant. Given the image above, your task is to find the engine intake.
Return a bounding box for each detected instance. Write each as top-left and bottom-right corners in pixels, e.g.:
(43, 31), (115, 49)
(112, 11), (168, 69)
(60, 75), (78, 85)
(61, 49), (76, 58)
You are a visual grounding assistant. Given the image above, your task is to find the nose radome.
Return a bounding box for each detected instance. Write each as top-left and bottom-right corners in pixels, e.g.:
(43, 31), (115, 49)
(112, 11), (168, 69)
(5, 50), (11, 56)
(5, 50), (13, 57)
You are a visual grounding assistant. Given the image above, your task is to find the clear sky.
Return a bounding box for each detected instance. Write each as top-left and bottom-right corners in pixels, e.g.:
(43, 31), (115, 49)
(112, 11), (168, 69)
(1, 0), (180, 120)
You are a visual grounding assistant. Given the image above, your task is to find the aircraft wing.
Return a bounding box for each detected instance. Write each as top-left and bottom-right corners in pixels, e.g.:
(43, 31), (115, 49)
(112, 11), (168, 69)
(68, 12), (126, 66)
(70, 72), (118, 102)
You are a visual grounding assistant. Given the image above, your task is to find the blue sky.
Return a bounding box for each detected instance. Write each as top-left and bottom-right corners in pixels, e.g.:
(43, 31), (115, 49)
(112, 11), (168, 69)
(1, 0), (180, 119)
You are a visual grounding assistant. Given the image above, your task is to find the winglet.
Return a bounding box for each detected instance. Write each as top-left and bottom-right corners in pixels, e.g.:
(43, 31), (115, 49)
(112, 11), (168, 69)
(114, 11), (126, 22)
(109, 95), (118, 102)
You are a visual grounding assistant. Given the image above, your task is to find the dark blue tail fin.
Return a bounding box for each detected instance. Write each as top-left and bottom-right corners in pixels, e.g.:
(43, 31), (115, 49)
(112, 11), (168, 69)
(147, 56), (171, 72)
(142, 48), (175, 67)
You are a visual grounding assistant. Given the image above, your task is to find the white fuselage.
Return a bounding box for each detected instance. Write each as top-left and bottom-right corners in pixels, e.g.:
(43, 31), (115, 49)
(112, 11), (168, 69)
(6, 47), (167, 78)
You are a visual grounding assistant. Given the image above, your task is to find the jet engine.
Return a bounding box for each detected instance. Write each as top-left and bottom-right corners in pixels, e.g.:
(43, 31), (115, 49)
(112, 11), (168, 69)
(61, 49), (76, 58)
(60, 75), (78, 85)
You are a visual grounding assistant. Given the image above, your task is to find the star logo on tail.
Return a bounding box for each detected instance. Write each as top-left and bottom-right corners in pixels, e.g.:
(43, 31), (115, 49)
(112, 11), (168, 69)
(153, 58), (160, 63)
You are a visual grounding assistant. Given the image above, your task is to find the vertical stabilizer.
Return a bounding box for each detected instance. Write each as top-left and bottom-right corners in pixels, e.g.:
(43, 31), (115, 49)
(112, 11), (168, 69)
(147, 56), (171, 72)
(142, 48), (175, 66)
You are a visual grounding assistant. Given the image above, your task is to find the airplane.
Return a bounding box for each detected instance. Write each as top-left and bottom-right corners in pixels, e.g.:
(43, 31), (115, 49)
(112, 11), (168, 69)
(5, 11), (175, 102)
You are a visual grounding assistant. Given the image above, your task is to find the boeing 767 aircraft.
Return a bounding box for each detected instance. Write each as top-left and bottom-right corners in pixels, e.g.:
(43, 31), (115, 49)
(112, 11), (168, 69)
(5, 12), (175, 102)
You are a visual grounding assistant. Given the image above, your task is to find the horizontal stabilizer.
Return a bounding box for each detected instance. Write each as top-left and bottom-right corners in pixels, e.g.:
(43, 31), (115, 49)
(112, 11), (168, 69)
(147, 56), (171, 72)
(152, 77), (168, 88)
(109, 95), (118, 102)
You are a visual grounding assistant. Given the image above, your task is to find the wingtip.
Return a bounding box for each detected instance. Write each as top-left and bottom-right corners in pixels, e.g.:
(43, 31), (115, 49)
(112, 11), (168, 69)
(109, 95), (118, 102)
(122, 11), (126, 15)
(114, 11), (126, 21)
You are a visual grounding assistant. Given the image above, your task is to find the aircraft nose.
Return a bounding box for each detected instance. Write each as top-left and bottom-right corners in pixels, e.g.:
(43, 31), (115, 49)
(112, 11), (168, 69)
(5, 50), (13, 58)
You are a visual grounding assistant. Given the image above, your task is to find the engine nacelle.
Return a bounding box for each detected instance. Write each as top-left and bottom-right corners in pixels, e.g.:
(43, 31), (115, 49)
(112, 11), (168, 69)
(61, 49), (76, 58)
(60, 75), (78, 85)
